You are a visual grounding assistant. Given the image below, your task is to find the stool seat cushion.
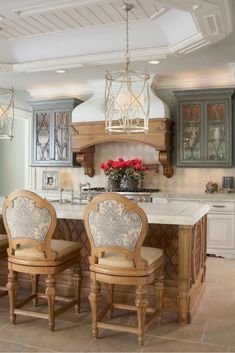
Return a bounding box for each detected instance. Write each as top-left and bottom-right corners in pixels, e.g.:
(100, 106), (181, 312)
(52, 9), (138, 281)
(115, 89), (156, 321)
(0, 234), (8, 249)
(14, 239), (79, 260)
(98, 246), (163, 268)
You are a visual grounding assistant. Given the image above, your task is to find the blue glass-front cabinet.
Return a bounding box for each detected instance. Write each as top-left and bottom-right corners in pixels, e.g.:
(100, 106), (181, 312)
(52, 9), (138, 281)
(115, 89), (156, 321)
(31, 98), (82, 166)
(174, 89), (234, 167)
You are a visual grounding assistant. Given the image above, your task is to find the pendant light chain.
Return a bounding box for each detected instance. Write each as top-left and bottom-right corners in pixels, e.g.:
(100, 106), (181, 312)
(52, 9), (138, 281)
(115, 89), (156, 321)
(105, 3), (150, 134)
(125, 5), (130, 68)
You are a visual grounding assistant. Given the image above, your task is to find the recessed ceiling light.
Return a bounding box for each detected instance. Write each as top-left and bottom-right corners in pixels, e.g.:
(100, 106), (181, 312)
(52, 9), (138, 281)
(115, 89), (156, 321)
(148, 60), (160, 65)
(56, 69), (66, 74)
(0, 15), (4, 20)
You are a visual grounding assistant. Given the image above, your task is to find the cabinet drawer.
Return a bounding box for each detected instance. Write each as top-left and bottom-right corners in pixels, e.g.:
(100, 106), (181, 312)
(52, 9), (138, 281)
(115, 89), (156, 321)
(203, 201), (235, 213)
(152, 198), (167, 204)
(168, 199), (201, 204)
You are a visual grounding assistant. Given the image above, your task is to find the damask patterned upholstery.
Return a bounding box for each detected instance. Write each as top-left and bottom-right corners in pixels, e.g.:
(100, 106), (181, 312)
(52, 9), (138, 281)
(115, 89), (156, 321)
(6, 196), (51, 243)
(88, 199), (142, 251)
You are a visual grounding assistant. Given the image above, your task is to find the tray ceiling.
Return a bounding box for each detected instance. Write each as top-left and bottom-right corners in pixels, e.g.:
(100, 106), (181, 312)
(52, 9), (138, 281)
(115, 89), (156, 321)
(0, 0), (166, 40)
(0, 0), (234, 104)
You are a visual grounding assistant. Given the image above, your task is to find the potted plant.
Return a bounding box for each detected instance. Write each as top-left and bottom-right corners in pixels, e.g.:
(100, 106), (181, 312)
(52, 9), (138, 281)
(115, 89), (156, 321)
(101, 158), (147, 190)
(100, 159), (124, 190)
(121, 158), (147, 189)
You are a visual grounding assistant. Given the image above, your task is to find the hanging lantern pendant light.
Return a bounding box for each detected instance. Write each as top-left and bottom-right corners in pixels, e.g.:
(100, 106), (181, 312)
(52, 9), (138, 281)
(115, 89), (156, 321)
(0, 87), (14, 140)
(105, 3), (150, 134)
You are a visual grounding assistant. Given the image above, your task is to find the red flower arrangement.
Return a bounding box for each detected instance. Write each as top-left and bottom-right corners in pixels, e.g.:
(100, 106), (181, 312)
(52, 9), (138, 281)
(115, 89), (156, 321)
(100, 158), (147, 180)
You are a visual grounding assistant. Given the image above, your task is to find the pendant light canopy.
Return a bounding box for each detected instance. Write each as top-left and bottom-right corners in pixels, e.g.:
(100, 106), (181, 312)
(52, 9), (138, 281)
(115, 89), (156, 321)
(105, 3), (150, 134)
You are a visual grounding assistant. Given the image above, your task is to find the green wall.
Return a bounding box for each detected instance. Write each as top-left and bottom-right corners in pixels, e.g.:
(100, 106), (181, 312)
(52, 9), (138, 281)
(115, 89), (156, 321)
(0, 118), (27, 196)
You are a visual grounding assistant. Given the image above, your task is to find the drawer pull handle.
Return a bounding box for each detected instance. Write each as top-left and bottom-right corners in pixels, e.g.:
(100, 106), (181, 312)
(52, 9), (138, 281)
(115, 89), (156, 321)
(212, 205), (226, 208)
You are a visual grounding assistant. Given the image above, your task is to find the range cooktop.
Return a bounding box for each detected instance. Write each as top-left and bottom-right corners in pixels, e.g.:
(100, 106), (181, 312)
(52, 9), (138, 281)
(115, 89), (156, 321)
(83, 187), (160, 193)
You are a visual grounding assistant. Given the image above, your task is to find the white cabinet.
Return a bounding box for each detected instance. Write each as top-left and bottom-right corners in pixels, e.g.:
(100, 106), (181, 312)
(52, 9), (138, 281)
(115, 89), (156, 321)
(207, 213), (235, 250)
(204, 201), (235, 258)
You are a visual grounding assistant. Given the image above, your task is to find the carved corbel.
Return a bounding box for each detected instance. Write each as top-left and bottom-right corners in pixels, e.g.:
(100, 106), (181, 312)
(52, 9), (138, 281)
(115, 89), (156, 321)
(159, 151), (174, 178)
(74, 146), (95, 177)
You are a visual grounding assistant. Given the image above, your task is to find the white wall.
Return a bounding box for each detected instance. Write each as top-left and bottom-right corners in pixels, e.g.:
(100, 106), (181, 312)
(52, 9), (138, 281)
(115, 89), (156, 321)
(0, 109), (30, 196)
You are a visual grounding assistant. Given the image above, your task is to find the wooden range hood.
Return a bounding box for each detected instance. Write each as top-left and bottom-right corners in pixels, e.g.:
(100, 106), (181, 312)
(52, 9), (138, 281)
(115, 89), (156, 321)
(71, 118), (174, 178)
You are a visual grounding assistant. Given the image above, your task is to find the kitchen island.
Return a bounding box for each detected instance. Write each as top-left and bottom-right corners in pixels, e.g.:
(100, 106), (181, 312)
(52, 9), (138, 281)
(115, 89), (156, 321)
(0, 198), (209, 325)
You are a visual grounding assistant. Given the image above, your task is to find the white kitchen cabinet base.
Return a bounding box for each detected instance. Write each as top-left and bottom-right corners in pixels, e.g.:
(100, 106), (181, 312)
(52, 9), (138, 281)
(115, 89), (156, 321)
(207, 213), (235, 249)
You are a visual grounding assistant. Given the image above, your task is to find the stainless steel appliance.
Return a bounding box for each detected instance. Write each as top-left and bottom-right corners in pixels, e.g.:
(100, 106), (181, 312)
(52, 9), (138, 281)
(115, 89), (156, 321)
(83, 187), (160, 202)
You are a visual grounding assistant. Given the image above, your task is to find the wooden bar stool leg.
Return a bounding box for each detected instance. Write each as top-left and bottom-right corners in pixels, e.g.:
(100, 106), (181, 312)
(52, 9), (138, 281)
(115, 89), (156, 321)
(89, 278), (100, 338)
(7, 270), (18, 325)
(155, 275), (164, 315)
(45, 274), (56, 331)
(72, 263), (82, 314)
(108, 284), (114, 318)
(32, 274), (39, 306)
(135, 285), (148, 346)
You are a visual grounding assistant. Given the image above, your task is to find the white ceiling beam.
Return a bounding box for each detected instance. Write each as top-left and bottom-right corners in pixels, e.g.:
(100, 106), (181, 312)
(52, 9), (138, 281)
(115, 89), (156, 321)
(12, 49), (168, 73)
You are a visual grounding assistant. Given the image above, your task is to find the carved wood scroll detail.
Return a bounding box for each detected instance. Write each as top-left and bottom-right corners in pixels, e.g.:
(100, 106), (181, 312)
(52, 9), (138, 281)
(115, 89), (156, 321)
(74, 146), (95, 177)
(159, 151), (174, 178)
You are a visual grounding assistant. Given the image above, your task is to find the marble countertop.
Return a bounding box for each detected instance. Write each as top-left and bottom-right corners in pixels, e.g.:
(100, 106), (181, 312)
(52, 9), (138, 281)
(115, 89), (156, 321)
(151, 191), (235, 201)
(0, 197), (209, 226)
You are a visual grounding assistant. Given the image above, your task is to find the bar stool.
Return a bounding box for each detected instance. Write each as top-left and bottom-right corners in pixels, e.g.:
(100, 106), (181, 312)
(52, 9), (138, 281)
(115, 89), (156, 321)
(84, 193), (164, 346)
(2, 190), (82, 331)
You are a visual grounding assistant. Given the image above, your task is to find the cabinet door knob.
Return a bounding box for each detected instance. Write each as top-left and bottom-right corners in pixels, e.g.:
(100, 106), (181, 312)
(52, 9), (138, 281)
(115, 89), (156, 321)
(212, 205), (226, 208)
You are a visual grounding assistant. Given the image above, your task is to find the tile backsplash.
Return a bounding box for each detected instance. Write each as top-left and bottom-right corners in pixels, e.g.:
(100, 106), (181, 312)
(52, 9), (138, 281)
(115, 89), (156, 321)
(31, 141), (235, 193)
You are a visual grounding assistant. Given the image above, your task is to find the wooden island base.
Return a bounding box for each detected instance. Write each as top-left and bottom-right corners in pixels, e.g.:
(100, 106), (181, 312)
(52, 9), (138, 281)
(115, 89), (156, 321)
(0, 214), (207, 325)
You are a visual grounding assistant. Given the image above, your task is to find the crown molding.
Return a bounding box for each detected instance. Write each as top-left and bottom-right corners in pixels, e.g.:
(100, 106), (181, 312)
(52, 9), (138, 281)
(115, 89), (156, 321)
(27, 85), (91, 99)
(169, 33), (204, 53)
(152, 74), (235, 90)
(14, 107), (31, 119)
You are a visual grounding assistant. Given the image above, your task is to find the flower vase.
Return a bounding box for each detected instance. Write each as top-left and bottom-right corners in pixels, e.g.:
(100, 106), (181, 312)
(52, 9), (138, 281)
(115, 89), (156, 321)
(126, 178), (139, 190)
(108, 178), (120, 191)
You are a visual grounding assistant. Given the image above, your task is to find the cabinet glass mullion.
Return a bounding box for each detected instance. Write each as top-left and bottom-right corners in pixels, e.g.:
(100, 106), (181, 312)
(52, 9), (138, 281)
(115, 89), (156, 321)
(31, 98), (81, 167)
(33, 110), (52, 165)
(205, 100), (230, 164)
(179, 101), (204, 164)
(52, 109), (71, 165)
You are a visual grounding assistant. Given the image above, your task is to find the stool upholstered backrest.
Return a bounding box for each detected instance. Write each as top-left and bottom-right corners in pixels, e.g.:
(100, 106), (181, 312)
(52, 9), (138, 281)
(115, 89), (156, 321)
(84, 193), (148, 269)
(2, 190), (57, 260)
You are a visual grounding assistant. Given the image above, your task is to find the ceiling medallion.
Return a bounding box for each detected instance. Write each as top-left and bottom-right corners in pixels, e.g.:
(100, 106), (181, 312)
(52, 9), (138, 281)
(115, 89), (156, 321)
(105, 3), (150, 134)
